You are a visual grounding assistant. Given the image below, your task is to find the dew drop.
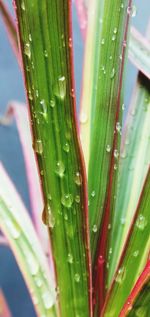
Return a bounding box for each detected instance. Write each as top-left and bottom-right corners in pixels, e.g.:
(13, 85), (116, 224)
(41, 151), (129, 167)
(115, 267), (126, 284)
(50, 99), (55, 108)
(121, 217), (126, 225)
(114, 164), (117, 170)
(61, 194), (73, 208)
(74, 273), (80, 283)
(113, 27), (118, 34)
(40, 99), (47, 119)
(42, 291), (53, 309)
(27, 254), (39, 276)
(29, 34), (32, 42)
(101, 38), (105, 45)
(55, 161), (65, 178)
(114, 149), (119, 159)
(133, 250), (139, 257)
(136, 214), (147, 231)
(67, 253), (73, 264)
(132, 5), (137, 17)
(44, 50), (48, 58)
(112, 34), (116, 41)
(68, 37), (72, 48)
(21, 1), (25, 10)
(74, 172), (82, 186)
(110, 68), (115, 79)
(42, 204), (55, 228)
(24, 43), (31, 59)
(63, 142), (70, 153)
(106, 144), (111, 153)
(92, 224), (98, 233)
(54, 76), (66, 100)
(75, 195), (80, 203)
(34, 139), (43, 154)
(91, 190), (96, 198)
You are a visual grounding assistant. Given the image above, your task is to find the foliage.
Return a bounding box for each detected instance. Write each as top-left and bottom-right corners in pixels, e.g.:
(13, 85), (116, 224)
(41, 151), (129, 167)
(0, 1), (149, 316)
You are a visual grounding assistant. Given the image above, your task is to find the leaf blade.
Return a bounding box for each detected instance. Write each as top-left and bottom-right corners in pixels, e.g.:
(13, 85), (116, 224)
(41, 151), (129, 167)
(0, 163), (57, 317)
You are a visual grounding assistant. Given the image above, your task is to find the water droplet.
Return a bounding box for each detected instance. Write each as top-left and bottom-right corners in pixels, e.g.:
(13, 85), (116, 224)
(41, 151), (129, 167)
(133, 250), (139, 257)
(21, 1), (25, 10)
(116, 121), (122, 134)
(120, 3), (124, 9)
(91, 190), (96, 198)
(132, 5), (137, 17)
(44, 50), (48, 57)
(74, 273), (80, 283)
(61, 194), (73, 208)
(114, 149), (119, 159)
(114, 164), (117, 170)
(109, 55), (113, 60)
(27, 254), (39, 276)
(42, 204), (55, 228)
(106, 144), (111, 153)
(29, 33), (32, 42)
(54, 76), (66, 100)
(24, 43), (31, 59)
(136, 214), (147, 231)
(115, 267), (126, 284)
(92, 224), (98, 233)
(101, 38), (105, 45)
(79, 111), (88, 124)
(55, 161), (65, 178)
(63, 142), (70, 153)
(75, 195), (80, 203)
(110, 68), (116, 79)
(122, 103), (125, 111)
(109, 248), (112, 255)
(42, 291), (53, 309)
(67, 253), (73, 264)
(112, 34), (116, 41)
(50, 99), (55, 108)
(40, 99), (47, 119)
(108, 224), (111, 230)
(127, 6), (132, 15)
(28, 89), (33, 100)
(113, 27), (118, 34)
(34, 139), (43, 154)
(74, 172), (82, 186)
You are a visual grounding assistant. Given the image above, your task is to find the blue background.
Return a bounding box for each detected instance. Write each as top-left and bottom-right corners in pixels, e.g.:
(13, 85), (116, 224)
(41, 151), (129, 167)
(0, 0), (149, 316)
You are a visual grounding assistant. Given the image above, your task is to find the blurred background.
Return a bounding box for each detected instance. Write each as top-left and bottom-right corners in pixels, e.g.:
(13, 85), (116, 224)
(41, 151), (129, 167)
(0, 0), (149, 316)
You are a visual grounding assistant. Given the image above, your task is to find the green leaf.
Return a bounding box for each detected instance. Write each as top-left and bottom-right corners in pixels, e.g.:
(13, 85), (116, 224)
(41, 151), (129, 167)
(0, 163), (57, 317)
(129, 27), (150, 80)
(107, 72), (150, 287)
(119, 259), (150, 316)
(102, 169), (150, 317)
(14, 1), (92, 316)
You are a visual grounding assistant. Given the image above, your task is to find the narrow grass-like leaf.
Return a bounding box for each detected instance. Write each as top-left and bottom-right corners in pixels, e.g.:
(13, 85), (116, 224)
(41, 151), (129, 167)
(119, 259), (150, 316)
(75, 2), (150, 79)
(107, 72), (150, 288)
(0, 0), (19, 62)
(102, 168), (150, 317)
(14, 1), (92, 316)
(129, 27), (150, 80)
(0, 163), (57, 317)
(0, 102), (46, 246)
(0, 290), (12, 317)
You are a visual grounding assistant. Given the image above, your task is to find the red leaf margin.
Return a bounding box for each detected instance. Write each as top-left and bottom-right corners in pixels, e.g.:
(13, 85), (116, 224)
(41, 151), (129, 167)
(119, 259), (150, 316)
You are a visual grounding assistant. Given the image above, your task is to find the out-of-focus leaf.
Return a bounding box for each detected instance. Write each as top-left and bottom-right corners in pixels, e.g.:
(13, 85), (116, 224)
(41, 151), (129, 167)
(102, 169), (150, 317)
(129, 27), (150, 80)
(14, 1), (92, 317)
(0, 0), (19, 62)
(0, 290), (12, 317)
(119, 259), (150, 316)
(0, 102), (47, 249)
(0, 163), (57, 317)
(107, 72), (150, 288)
